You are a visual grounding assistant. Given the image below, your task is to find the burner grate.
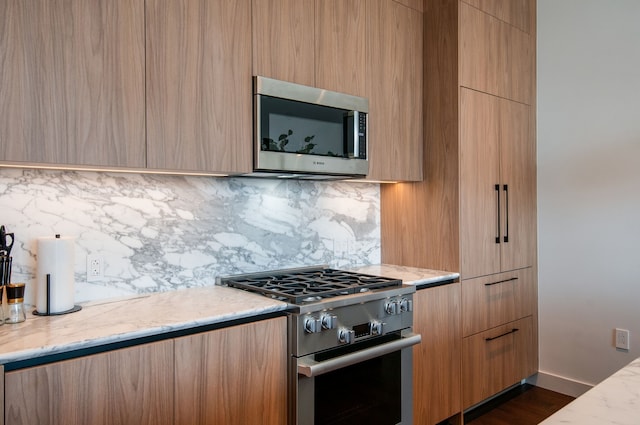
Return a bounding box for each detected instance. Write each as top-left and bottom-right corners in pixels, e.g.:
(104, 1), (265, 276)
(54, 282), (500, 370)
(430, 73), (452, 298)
(222, 268), (402, 304)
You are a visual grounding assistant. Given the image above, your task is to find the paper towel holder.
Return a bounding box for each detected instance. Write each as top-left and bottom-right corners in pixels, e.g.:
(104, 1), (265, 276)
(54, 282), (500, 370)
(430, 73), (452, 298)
(32, 274), (82, 316)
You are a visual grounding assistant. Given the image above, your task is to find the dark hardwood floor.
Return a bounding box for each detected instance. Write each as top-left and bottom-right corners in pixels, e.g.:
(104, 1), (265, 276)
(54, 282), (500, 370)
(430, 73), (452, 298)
(464, 384), (575, 425)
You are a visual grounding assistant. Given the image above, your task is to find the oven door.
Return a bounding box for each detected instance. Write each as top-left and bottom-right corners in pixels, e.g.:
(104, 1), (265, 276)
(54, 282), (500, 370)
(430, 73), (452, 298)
(293, 331), (421, 425)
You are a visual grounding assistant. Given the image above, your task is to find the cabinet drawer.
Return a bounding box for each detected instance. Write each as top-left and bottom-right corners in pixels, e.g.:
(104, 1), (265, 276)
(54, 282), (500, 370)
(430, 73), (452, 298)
(462, 268), (534, 337)
(462, 316), (536, 408)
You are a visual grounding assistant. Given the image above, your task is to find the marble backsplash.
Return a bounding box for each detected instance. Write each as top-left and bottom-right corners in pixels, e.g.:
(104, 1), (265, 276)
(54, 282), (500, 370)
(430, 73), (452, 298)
(0, 168), (381, 305)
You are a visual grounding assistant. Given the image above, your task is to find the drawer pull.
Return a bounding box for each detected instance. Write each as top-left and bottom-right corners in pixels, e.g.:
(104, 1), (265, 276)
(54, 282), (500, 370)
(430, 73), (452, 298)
(485, 328), (519, 342)
(484, 277), (518, 287)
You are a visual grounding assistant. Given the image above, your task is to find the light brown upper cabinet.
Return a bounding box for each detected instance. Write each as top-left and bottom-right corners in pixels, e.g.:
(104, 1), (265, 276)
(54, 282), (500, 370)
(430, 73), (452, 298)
(253, 0), (422, 182)
(252, 0), (316, 88)
(460, 88), (535, 278)
(0, 0), (145, 168)
(146, 0), (253, 174)
(366, 0), (423, 181)
(315, 0), (367, 97)
(462, 0), (533, 33)
(459, 1), (534, 105)
(252, 0), (366, 97)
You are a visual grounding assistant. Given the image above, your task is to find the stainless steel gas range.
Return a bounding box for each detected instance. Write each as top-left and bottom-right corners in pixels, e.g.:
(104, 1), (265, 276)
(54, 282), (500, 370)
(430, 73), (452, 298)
(218, 266), (421, 425)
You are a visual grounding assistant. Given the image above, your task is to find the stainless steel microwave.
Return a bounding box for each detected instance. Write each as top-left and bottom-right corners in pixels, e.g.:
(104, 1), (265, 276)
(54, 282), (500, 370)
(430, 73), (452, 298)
(251, 76), (369, 179)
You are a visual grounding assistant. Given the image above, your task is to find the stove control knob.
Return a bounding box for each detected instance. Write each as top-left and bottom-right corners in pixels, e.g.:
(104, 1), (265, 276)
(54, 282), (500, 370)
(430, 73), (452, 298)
(370, 320), (384, 336)
(321, 314), (338, 330)
(304, 317), (322, 334)
(338, 328), (355, 344)
(399, 298), (413, 313)
(385, 300), (398, 315)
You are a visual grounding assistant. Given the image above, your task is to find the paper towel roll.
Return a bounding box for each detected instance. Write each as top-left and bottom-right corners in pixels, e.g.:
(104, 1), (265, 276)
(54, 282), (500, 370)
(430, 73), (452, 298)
(36, 235), (75, 314)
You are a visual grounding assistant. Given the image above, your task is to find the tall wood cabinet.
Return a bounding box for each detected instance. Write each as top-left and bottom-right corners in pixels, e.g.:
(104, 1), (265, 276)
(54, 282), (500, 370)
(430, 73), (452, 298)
(381, 0), (537, 420)
(0, 0), (146, 168)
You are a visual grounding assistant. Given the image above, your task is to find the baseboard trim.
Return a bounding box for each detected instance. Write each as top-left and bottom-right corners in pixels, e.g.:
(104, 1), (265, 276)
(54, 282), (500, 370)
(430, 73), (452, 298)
(526, 371), (593, 398)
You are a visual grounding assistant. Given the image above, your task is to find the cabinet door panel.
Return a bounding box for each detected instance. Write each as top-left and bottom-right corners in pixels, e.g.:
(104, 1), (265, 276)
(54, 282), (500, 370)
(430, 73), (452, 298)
(460, 88), (501, 278)
(146, 0), (252, 173)
(393, 0), (423, 12)
(315, 0), (366, 97)
(0, 0), (145, 167)
(414, 284), (461, 425)
(462, 0), (532, 33)
(174, 317), (287, 425)
(500, 99), (536, 271)
(252, 0), (315, 87)
(366, 0), (423, 181)
(462, 316), (535, 408)
(5, 341), (174, 425)
(459, 2), (533, 104)
(462, 268), (535, 337)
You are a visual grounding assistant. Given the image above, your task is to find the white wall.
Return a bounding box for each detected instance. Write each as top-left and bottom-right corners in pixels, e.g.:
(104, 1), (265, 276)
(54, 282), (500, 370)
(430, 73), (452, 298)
(537, 0), (640, 396)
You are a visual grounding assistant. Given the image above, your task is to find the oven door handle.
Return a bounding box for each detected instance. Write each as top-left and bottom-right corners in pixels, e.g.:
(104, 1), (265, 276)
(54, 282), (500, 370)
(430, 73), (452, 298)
(297, 333), (422, 378)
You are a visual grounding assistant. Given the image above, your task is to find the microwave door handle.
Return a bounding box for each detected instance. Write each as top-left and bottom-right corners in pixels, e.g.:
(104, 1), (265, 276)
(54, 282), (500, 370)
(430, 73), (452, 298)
(344, 111), (357, 159)
(352, 111), (359, 158)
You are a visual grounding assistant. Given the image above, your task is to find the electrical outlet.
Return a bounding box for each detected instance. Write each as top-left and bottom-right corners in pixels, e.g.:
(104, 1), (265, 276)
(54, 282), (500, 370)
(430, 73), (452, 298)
(87, 255), (103, 282)
(615, 328), (630, 350)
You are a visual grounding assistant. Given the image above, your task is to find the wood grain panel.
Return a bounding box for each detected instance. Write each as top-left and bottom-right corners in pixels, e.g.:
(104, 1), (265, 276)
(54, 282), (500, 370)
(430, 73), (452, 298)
(393, 0), (424, 12)
(366, 0), (423, 181)
(500, 99), (536, 271)
(414, 284), (462, 425)
(315, 0), (366, 96)
(462, 268), (535, 337)
(252, 0), (315, 87)
(462, 316), (536, 408)
(174, 317), (287, 425)
(146, 0), (252, 174)
(462, 0), (532, 33)
(459, 2), (533, 104)
(459, 88), (501, 278)
(381, 0), (459, 270)
(5, 341), (174, 425)
(0, 0), (145, 167)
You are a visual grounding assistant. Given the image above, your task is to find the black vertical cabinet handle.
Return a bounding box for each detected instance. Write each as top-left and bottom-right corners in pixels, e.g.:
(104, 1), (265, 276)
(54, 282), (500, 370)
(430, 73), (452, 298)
(495, 184), (501, 243)
(503, 184), (509, 243)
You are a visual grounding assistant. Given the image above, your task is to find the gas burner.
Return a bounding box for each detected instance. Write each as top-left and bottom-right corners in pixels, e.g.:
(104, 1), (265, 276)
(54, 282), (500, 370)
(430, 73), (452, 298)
(218, 266), (402, 305)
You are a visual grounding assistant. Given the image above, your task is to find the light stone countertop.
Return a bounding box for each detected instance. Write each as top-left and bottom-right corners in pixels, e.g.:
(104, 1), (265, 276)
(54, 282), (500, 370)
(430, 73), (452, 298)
(352, 264), (459, 287)
(0, 264), (458, 366)
(540, 357), (640, 425)
(0, 285), (288, 365)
